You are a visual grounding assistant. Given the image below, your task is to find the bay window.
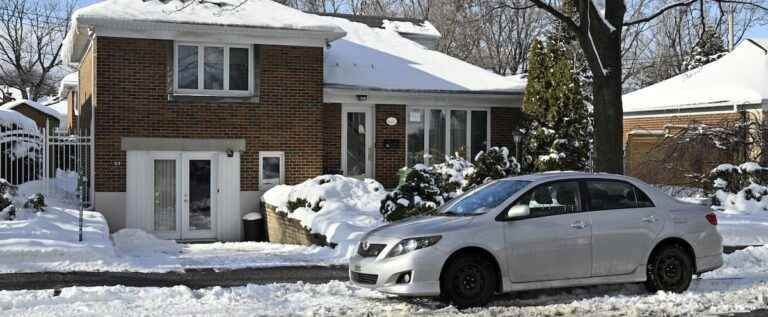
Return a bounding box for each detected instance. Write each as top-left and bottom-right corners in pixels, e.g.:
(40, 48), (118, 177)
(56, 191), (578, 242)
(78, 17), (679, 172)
(407, 107), (490, 165)
(175, 43), (254, 96)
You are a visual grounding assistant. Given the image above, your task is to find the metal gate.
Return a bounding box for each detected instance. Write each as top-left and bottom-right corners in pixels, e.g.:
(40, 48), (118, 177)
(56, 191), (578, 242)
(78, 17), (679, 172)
(0, 127), (92, 207)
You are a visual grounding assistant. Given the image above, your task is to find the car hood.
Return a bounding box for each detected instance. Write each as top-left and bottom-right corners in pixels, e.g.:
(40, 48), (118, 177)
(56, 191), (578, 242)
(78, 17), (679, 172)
(366, 216), (475, 239)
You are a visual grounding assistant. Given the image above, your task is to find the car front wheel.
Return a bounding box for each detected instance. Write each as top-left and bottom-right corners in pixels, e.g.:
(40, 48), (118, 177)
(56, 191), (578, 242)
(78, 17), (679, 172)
(440, 254), (497, 309)
(645, 244), (693, 293)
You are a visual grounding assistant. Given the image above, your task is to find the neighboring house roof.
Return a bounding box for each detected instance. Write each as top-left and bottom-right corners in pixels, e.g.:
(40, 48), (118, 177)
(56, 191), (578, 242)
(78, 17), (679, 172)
(323, 16), (523, 93)
(62, 0), (347, 64)
(58, 72), (79, 99)
(623, 39), (768, 114)
(0, 99), (66, 122)
(44, 99), (71, 118)
(0, 109), (38, 132)
(316, 13), (440, 48)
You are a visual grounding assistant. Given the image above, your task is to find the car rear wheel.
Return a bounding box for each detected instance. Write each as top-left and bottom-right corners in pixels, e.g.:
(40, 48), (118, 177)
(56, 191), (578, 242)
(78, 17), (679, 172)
(440, 254), (497, 309)
(645, 244), (693, 293)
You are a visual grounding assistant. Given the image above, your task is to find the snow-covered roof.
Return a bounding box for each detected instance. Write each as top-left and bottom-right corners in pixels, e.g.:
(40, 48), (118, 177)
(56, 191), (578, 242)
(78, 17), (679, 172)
(623, 39), (768, 113)
(0, 99), (66, 122)
(323, 16), (522, 93)
(63, 0), (346, 64)
(58, 72), (78, 99)
(381, 19), (440, 38)
(44, 99), (71, 118)
(0, 109), (38, 132)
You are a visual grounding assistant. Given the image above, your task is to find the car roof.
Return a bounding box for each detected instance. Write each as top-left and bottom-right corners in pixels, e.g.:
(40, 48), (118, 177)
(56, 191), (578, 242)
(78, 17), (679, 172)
(504, 171), (640, 183)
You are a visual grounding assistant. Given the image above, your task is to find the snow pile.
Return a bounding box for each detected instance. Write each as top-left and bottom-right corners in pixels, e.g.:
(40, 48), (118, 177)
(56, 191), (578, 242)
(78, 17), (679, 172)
(112, 229), (183, 258)
(0, 181), (118, 273)
(382, 19), (440, 37)
(263, 175), (387, 258)
(323, 16), (522, 92)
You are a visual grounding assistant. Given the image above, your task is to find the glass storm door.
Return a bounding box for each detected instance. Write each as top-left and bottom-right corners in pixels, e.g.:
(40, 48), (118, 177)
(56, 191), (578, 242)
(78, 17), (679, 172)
(152, 152), (217, 240)
(342, 105), (374, 178)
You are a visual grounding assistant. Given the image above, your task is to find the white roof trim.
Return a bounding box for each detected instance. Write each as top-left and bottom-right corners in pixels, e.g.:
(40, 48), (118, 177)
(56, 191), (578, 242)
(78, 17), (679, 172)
(323, 87), (522, 108)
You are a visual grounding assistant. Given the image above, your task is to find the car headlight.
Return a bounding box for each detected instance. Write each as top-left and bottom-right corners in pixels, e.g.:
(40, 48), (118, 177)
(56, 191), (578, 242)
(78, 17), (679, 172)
(387, 236), (442, 258)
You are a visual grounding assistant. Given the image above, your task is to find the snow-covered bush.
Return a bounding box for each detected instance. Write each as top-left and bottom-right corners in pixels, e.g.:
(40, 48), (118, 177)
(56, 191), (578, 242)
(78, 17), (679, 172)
(380, 165), (446, 222)
(24, 193), (46, 212)
(433, 154), (473, 198)
(262, 175), (386, 257)
(464, 147), (519, 190)
(710, 162), (768, 213)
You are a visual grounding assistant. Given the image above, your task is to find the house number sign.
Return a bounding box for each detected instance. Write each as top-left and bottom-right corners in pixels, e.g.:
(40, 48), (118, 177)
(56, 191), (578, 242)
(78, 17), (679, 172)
(386, 117), (398, 126)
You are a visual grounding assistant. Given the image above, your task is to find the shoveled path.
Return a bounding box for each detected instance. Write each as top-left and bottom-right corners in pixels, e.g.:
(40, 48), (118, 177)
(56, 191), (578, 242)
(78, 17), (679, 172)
(0, 265), (349, 291)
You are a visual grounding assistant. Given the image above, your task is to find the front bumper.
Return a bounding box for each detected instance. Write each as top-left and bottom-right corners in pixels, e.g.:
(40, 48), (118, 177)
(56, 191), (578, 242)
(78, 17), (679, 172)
(348, 241), (446, 296)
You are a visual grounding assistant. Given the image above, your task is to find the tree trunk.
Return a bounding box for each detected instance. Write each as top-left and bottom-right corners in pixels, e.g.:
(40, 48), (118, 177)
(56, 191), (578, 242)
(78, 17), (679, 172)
(591, 70), (624, 174)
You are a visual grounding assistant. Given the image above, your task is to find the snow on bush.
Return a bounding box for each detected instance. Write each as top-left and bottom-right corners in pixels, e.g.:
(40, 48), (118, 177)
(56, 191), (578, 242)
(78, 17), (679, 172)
(464, 146), (519, 190)
(710, 162), (768, 213)
(380, 164), (447, 222)
(262, 175), (387, 258)
(381, 147), (519, 222)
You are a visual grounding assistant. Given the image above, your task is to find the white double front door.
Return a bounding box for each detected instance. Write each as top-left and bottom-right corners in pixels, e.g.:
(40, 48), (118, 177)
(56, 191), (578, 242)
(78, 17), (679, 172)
(151, 152), (218, 240)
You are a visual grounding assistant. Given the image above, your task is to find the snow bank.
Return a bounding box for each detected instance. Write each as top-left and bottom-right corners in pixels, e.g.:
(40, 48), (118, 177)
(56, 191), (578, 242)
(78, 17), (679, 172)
(263, 175), (387, 258)
(0, 181), (117, 273)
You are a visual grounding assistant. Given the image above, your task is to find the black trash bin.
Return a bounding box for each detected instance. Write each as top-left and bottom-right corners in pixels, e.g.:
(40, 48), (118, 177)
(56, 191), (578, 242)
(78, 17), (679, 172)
(242, 212), (266, 242)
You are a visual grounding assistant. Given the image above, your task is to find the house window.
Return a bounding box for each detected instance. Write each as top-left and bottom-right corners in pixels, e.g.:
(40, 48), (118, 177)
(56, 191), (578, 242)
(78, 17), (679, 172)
(406, 107), (490, 165)
(174, 43), (254, 96)
(259, 152), (285, 190)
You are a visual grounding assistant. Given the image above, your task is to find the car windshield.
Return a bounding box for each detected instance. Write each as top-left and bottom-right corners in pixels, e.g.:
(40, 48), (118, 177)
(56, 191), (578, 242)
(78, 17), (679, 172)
(442, 180), (531, 215)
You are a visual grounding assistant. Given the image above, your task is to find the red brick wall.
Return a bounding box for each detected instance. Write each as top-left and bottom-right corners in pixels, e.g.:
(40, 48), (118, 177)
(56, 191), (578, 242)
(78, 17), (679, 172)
(375, 104), (405, 188)
(91, 37), (325, 192)
(322, 103), (341, 174)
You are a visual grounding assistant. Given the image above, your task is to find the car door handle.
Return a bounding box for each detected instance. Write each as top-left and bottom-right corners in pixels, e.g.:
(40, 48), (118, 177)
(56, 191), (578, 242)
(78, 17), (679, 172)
(642, 216), (657, 223)
(570, 221), (588, 229)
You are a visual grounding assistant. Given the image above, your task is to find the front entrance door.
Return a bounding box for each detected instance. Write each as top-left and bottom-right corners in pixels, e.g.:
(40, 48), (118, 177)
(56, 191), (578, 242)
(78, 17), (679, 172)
(152, 152), (217, 240)
(342, 105), (374, 178)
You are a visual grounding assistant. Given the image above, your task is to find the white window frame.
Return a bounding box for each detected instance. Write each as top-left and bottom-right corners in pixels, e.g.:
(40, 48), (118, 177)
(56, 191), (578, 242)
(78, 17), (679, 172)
(259, 151), (285, 191)
(174, 42), (254, 97)
(405, 106), (491, 165)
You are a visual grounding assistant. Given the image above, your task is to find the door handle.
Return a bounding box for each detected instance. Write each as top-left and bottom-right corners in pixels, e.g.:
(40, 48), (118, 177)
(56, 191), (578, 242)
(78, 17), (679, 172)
(642, 215), (657, 223)
(570, 221), (588, 229)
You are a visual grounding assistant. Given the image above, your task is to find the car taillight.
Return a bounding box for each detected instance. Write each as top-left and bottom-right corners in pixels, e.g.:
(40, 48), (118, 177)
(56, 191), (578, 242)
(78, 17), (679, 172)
(706, 213), (718, 226)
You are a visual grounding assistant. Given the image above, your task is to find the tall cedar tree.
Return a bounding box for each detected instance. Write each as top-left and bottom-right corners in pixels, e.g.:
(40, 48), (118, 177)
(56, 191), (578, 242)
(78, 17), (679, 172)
(523, 22), (591, 172)
(682, 28), (727, 71)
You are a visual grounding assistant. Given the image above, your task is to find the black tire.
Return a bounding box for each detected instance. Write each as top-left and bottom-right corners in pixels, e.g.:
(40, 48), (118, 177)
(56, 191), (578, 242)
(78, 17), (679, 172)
(645, 244), (694, 293)
(440, 254), (497, 309)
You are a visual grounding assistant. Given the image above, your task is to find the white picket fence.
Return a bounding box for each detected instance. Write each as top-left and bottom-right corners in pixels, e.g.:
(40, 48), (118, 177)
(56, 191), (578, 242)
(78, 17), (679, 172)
(0, 127), (92, 207)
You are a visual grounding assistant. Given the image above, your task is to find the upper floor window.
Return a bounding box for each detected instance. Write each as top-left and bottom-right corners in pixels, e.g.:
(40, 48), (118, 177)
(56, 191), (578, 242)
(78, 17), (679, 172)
(174, 43), (254, 96)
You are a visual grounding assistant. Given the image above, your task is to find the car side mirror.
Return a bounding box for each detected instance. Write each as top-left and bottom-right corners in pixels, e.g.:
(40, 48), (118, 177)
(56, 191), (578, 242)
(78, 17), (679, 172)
(506, 205), (530, 219)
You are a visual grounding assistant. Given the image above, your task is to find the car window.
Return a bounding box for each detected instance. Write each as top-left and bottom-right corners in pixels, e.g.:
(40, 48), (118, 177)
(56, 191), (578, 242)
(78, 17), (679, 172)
(587, 180), (650, 211)
(512, 181), (581, 218)
(444, 180), (531, 215)
(635, 187), (655, 208)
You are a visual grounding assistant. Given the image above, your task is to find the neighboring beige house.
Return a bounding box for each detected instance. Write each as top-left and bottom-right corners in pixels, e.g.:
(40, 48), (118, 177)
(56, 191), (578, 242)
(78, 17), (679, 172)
(623, 39), (768, 184)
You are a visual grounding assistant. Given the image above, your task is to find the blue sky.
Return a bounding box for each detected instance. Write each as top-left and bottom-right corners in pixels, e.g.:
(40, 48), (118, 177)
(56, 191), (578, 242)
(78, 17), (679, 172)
(74, 0), (768, 40)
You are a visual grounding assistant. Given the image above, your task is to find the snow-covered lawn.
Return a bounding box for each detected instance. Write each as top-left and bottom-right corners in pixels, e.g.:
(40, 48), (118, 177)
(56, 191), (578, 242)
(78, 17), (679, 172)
(0, 180), (346, 273)
(716, 212), (768, 246)
(3, 246), (768, 316)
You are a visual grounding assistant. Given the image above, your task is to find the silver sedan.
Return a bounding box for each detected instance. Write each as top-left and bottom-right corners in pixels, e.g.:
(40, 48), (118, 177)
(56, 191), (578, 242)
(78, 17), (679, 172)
(350, 172), (723, 308)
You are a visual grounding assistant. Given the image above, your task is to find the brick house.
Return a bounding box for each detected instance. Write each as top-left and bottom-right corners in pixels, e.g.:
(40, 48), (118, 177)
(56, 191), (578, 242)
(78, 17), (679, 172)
(623, 39), (768, 185)
(61, 0), (524, 241)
